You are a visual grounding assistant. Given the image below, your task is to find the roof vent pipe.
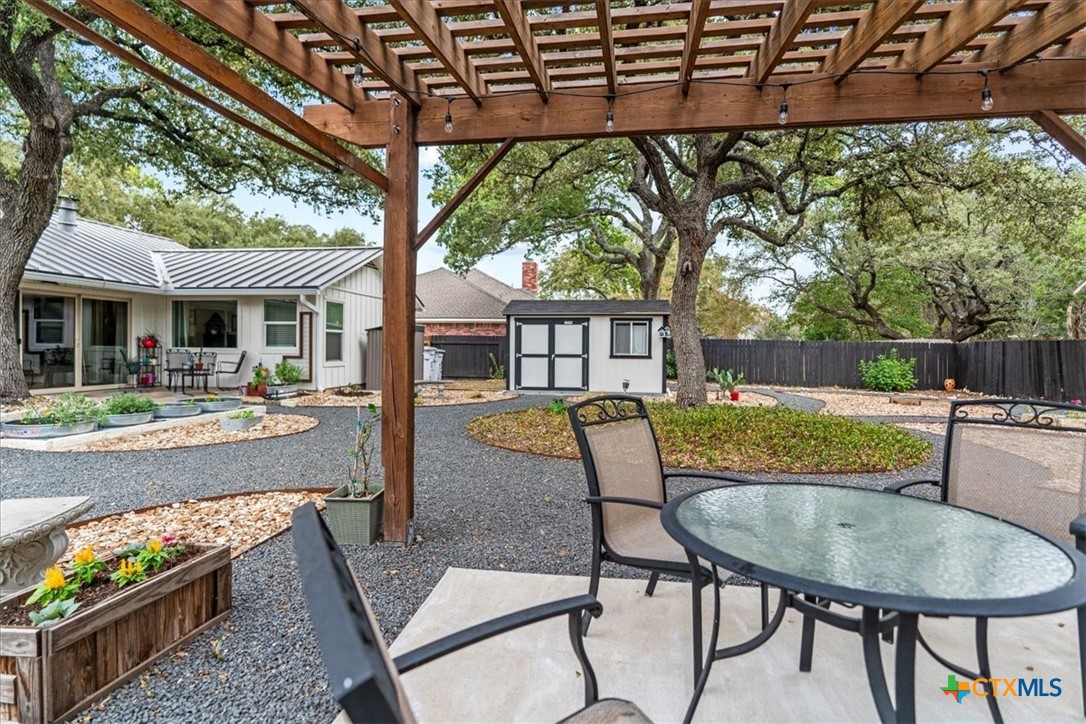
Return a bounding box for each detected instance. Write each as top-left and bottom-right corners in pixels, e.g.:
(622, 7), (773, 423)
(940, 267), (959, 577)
(57, 197), (79, 231)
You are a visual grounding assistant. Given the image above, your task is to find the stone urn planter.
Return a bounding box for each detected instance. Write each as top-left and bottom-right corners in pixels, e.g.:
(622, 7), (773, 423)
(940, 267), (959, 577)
(101, 411), (155, 427)
(323, 486), (384, 545)
(153, 402), (202, 419)
(194, 397), (242, 413)
(219, 412), (262, 431)
(0, 543), (231, 723)
(0, 420), (97, 439)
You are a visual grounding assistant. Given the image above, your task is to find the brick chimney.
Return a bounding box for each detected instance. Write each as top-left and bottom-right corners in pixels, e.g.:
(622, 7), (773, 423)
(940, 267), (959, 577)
(521, 261), (538, 295)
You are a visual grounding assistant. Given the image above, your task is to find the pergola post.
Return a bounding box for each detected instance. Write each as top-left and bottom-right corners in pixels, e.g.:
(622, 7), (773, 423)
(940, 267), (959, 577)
(381, 93), (418, 543)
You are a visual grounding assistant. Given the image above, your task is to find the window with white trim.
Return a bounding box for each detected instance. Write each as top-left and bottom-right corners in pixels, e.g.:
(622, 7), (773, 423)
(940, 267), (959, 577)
(264, 299), (297, 348)
(611, 319), (650, 358)
(325, 301), (344, 362)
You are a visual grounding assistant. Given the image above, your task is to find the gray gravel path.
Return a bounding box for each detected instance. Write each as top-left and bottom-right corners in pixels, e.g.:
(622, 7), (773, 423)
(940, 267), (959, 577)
(1, 395), (943, 723)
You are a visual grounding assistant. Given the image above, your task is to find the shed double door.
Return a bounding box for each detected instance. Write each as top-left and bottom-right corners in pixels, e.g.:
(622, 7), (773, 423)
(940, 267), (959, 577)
(514, 318), (588, 390)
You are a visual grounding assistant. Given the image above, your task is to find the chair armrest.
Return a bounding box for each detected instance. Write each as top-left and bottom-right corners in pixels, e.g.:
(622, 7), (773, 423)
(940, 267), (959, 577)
(883, 479), (940, 495)
(1071, 513), (1086, 553)
(584, 496), (664, 510)
(664, 471), (753, 485)
(393, 594), (603, 674)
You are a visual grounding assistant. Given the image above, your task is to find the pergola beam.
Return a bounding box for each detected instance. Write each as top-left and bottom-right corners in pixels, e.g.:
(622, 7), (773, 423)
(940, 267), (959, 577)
(174, 0), (363, 111)
(822, 0), (925, 80)
(595, 0), (616, 95)
(1031, 111), (1086, 165)
(974, 0), (1086, 68)
(75, 0), (388, 191)
(747, 0), (817, 84)
(23, 0), (338, 172)
(291, 0), (425, 108)
(494, 1), (550, 102)
(415, 139), (516, 251)
(304, 59), (1086, 148)
(387, 0), (486, 105)
(680, 0), (713, 96)
(895, 0), (1028, 74)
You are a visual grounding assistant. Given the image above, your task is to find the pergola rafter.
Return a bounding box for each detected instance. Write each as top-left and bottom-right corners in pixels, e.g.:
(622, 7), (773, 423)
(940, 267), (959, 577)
(29, 0), (1086, 542)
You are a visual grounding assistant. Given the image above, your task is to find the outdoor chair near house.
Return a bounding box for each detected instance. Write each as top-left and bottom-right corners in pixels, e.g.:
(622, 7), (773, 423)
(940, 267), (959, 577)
(215, 350), (247, 390)
(567, 395), (768, 636)
(292, 503), (651, 724)
(164, 348), (190, 391)
(799, 397), (1086, 718)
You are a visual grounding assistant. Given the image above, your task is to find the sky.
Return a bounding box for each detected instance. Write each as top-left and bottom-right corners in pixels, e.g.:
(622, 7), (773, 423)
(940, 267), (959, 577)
(231, 145), (534, 291)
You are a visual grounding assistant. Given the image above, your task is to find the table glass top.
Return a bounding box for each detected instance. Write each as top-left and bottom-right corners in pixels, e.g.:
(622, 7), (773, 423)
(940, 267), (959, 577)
(672, 484), (1075, 601)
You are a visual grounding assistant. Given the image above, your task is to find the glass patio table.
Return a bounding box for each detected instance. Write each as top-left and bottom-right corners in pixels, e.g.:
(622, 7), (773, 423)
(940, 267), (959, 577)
(661, 483), (1086, 724)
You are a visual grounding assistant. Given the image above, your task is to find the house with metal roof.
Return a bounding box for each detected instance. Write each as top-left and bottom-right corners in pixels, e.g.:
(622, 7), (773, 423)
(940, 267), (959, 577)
(18, 200), (382, 393)
(504, 299), (670, 395)
(416, 264), (536, 339)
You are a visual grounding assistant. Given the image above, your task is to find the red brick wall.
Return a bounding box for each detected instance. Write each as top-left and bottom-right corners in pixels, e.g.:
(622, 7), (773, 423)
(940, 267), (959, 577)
(423, 322), (506, 341)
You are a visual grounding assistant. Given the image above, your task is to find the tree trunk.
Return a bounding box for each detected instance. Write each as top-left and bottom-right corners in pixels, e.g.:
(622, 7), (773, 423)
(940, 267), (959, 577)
(671, 236), (707, 407)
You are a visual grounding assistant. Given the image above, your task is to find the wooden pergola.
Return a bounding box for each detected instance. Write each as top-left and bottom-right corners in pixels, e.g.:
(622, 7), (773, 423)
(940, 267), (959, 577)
(30, 0), (1086, 542)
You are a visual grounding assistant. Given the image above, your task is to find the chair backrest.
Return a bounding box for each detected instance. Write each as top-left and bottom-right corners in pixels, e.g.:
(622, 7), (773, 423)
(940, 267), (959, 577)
(292, 503), (415, 724)
(165, 349), (190, 369)
(200, 351), (218, 366)
(223, 350), (247, 373)
(567, 396), (667, 544)
(942, 399), (1086, 542)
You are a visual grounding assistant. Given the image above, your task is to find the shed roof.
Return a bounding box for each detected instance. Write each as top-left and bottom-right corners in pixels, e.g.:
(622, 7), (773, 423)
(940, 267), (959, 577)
(504, 299), (669, 316)
(417, 267), (533, 321)
(23, 213), (380, 294)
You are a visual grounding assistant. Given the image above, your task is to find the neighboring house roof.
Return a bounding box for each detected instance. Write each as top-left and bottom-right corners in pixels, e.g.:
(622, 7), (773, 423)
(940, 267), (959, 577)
(23, 212), (381, 294)
(504, 299), (670, 316)
(417, 267), (534, 322)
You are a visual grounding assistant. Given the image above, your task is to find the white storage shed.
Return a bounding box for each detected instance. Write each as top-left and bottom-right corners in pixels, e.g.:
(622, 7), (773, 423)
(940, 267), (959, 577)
(504, 300), (669, 394)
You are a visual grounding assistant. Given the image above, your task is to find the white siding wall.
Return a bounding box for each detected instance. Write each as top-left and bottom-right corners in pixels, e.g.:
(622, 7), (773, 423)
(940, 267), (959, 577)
(587, 314), (666, 394)
(322, 263), (383, 389)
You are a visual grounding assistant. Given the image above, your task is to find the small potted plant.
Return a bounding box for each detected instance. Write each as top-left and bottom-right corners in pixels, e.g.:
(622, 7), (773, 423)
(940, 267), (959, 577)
(101, 393), (156, 427)
(324, 403), (383, 545)
(707, 368), (745, 401)
(193, 349), (205, 372)
(153, 398), (203, 419)
(192, 392), (243, 413)
(1, 393), (105, 438)
(247, 363), (270, 397)
(220, 408), (262, 431)
(265, 359), (303, 399)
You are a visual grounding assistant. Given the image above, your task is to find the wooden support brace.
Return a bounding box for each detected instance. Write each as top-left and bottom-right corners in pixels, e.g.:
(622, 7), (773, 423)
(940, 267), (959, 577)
(1031, 111), (1086, 165)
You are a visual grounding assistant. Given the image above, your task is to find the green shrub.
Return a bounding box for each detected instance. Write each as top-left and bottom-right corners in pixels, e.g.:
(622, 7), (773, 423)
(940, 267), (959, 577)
(665, 349), (677, 379)
(103, 393), (155, 415)
(546, 398), (567, 415)
(273, 359), (303, 385)
(228, 409), (255, 419)
(707, 368), (745, 390)
(858, 349), (917, 392)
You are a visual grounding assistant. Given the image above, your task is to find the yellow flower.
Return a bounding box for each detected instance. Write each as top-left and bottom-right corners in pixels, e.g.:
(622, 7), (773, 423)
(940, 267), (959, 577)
(119, 559), (143, 576)
(146, 539), (163, 554)
(73, 546), (96, 565)
(44, 566), (66, 590)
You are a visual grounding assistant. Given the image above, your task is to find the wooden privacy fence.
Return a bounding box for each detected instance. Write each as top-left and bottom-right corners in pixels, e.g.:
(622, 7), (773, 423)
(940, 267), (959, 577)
(700, 339), (1086, 400)
(429, 335), (508, 379)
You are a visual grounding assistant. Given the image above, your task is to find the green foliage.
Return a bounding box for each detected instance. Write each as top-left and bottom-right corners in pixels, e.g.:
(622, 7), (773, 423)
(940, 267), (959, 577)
(546, 398), (567, 415)
(707, 368), (745, 391)
(71, 548), (105, 585)
(273, 359), (303, 385)
(487, 353), (505, 380)
(134, 538), (184, 572)
(110, 558), (147, 588)
(28, 599), (80, 628)
(250, 364), (270, 385)
(25, 566), (80, 608)
(858, 349), (918, 392)
(228, 409), (255, 419)
(103, 393), (155, 415)
(467, 404), (931, 474)
(21, 393), (106, 425)
(347, 403), (381, 497)
(665, 349), (677, 379)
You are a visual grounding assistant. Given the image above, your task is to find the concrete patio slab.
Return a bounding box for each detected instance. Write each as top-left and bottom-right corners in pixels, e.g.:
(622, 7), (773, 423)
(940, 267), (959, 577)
(385, 568), (1081, 723)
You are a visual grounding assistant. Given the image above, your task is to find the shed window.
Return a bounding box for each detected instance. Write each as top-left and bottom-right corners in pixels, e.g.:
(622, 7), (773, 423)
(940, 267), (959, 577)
(611, 319), (650, 358)
(326, 301), (344, 362)
(264, 300), (297, 348)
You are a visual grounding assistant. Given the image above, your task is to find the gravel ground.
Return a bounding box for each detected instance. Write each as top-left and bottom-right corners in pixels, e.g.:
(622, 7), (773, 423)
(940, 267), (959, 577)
(1, 393), (944, 724)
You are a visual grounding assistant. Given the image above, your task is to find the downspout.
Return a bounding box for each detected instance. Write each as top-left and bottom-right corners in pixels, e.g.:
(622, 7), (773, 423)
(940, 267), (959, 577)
(299, 294), (323, 391)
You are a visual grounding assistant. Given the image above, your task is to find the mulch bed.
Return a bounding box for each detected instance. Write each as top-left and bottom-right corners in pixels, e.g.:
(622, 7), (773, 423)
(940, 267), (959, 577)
(69, 414), (318, 452)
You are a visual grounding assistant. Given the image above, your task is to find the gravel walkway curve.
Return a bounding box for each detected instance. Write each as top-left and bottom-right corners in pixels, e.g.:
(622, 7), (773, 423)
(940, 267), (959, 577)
(0, 395), (943, 723)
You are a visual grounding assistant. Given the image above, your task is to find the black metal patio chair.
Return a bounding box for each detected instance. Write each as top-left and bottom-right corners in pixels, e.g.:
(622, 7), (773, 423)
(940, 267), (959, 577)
(292, 503), (651, 724)
(567, 395), (766, 636)
(801, 398), (1086, 720)
(215, 350), (247, 389)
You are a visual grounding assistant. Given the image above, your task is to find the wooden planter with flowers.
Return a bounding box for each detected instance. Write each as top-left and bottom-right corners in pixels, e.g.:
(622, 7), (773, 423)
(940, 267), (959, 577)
(0, 539), (231, 723)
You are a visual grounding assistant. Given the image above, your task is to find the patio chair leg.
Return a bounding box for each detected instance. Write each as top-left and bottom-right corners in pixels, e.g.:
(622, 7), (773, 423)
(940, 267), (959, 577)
(975, 617), (1004, 724)
(581, 549), (601, 636)
(645, 571), (659, 597)
(1079, 604), (1086, 717)
(799, 594), (817, 672)
(760, 583), (769, 630)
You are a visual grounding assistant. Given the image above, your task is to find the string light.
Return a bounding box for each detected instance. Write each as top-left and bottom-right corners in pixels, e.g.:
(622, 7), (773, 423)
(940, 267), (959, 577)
(444, 98), (454, 134)
(778, 84), (789, 125)
(605, 94), (615, 132)
(980, 70), (994, 111)
(352, 63), (364, 89)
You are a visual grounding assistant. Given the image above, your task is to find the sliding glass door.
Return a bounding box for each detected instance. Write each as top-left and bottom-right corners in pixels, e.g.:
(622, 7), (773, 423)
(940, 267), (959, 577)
(82, 298), (130, 386)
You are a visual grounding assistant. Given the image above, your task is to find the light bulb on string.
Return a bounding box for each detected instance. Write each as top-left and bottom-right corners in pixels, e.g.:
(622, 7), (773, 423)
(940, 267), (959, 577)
(980, 70), (994, 111)
(778, 84), (790, 125)
(352, 63), (364, 89)
(444, 99), (454, 134)
(605, 94), (615, 133)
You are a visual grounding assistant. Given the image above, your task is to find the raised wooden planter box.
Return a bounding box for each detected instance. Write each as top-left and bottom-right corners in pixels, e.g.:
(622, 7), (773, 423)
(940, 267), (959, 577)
(0, 543), (231, 723)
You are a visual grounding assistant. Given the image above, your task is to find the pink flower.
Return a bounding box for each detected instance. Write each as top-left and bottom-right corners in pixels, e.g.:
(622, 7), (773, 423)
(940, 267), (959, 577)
(162, 534), (177, 546)
(1072, 399), (1083, 406)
